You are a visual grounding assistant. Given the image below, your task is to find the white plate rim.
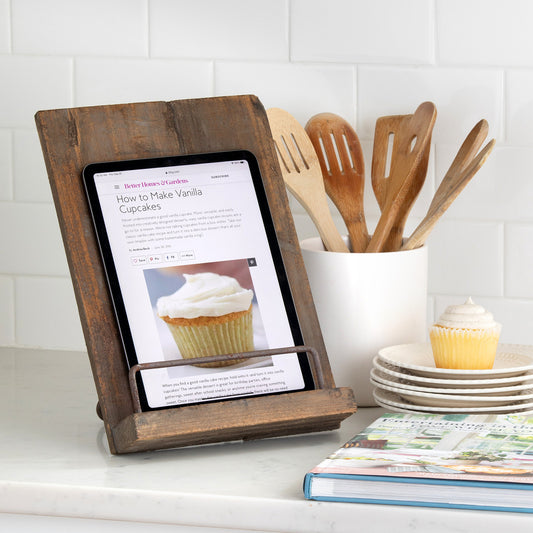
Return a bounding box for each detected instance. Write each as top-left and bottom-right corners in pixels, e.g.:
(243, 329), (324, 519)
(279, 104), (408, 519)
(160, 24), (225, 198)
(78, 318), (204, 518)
(373, 388), (533, 413)
(378, 343), (533, 378)
(370, 377), (533, 404)
(370, 367), (533, 395)
(373, 394), (533, 416)
(373, 356), (533, 386)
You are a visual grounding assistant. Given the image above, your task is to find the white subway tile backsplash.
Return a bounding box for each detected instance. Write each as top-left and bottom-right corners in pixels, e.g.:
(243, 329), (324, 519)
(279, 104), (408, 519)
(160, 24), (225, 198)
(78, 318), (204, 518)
(435, 145), (533, 222)
(215, 62), (356, 126)
(507, 70), (533, 144)
(12, 0), (148, 56)
(15, 276), (85, 350)
(291, 0), (433, 65)
(0, 203), (68, 276)
(0, 129), (12, 201)
(13, 130), (51, 203)
(75, 57), (213, 107)
(0, 56), (72, 128)
(505, 224), (533, 298)
(357, 67), (503, 143)
(150, 0), (288, 61)
(0, 276), (15, 346)
(437, 0), (533, 67)
(489, 299), (533, 345)
(427, 220), (504, 297)
(0, 0), (10, 53)
(0, 1), (533, 351)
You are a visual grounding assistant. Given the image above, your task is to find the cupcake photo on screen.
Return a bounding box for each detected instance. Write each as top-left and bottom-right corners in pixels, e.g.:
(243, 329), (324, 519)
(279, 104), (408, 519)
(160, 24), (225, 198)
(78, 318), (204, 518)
(158, 271), (254, 367)
(144, 259), (267, 369)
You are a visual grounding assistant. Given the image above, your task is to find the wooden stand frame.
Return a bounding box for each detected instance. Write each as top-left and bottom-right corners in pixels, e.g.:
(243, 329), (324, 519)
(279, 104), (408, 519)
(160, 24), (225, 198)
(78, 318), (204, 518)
(35, 95), (356, 454)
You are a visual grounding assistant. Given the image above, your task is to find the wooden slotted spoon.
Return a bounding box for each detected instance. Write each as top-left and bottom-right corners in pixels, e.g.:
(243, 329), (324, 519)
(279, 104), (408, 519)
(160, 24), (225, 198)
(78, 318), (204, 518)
(266, 108), (349, 253)
(402, 120), (495, 250)
(366, 102), (437, 253)
(305, 112), (369, 252)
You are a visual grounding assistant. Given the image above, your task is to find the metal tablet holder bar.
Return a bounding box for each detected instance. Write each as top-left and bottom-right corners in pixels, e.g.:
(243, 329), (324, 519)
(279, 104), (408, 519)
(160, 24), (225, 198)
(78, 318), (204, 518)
(128, 345), (323, 413)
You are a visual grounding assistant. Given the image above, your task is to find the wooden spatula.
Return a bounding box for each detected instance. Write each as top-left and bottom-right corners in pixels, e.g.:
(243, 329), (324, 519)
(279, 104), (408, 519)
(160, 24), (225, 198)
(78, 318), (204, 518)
(266, 108), (349, 253)
(372, 114), (411, 212)
(366, 102), (437, 253)
(402, 120), (495, 250)
(371, 113), (432, 251)
(305, 112), (369, 252)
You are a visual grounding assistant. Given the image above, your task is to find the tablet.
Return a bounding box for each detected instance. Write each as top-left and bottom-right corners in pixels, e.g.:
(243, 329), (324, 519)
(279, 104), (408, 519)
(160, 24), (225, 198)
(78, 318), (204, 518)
(83, 150), (314, 411)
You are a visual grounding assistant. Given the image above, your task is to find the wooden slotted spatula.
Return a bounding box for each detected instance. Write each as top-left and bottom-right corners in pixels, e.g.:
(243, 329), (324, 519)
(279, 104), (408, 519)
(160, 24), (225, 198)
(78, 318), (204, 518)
(402, 120), (495, 250)
(305, 112), (369, 252)
(366, 102), (437, 253)
(372, 114), (411, 212)
(371, 113), (431, 251)
(266, 108), (349, 253)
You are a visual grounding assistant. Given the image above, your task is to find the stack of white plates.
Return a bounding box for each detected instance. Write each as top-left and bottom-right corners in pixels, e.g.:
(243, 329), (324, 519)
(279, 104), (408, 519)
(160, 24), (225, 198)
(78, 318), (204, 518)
(371, 343), (533, 414)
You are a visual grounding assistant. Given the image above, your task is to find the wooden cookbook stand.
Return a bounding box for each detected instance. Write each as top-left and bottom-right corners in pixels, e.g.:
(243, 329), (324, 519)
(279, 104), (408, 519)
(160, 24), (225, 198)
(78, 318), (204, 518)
(35, 95), (357, 454)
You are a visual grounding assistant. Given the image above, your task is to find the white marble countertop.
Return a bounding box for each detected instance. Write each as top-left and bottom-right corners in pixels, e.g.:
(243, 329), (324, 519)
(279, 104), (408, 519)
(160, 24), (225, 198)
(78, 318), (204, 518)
(1, 346), (532, 532)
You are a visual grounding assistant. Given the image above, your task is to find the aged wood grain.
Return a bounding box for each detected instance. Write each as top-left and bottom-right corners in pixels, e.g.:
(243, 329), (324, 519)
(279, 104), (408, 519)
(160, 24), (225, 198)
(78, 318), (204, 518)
(35, 95), (356, 454)
(114, 388), (356, 453)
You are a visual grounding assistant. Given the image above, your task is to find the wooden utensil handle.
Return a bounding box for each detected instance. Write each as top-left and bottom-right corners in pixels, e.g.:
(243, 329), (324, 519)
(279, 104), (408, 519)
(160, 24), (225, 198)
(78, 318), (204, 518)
(365, 197), (401, 252)
(346, 218), (370, 252)
(311, 203), (350, 252)
(402, 139), (495, 251)
(285, 183), (349, 253)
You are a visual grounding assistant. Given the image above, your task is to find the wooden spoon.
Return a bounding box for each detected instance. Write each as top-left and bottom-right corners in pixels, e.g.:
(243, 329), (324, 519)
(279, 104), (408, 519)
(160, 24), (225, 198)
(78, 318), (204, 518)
(266, 108), (349, 253)
(371, 113), (432, 251)
(305, 112), (369, 252)
(366, 102), (437, 253)
(402, 120), (494, 251)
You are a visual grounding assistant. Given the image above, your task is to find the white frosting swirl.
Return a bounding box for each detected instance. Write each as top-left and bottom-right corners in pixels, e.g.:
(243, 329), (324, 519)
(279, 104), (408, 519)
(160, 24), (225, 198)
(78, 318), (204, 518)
(435, 297), (500, 330)
(157, 272), (253, 319)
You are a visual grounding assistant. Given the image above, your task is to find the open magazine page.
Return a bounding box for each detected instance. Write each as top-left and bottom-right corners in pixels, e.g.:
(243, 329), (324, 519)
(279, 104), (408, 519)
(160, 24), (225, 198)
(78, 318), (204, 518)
(312, 413), (533, 484)
(87, 154), (309, 409)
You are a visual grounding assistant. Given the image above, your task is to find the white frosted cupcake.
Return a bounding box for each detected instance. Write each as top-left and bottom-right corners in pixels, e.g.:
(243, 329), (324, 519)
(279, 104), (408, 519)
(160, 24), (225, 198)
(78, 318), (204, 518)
(157, 272), (254, 368)
(429, 297), (501, 370)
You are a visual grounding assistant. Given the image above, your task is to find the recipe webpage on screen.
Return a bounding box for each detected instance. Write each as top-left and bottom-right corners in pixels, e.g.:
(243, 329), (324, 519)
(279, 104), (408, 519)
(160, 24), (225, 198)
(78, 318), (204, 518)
(93, 158), (305, 408)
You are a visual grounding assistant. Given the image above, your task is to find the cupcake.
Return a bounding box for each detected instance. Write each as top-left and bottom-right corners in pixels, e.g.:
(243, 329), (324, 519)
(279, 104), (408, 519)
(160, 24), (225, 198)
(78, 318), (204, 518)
(157, 272), (254, 368)
(429, 297), (501, 370)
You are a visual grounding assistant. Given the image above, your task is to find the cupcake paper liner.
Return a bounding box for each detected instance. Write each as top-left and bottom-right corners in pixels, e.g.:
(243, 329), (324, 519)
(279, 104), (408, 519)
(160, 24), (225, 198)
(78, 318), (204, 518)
(429, 325), (501, 370)
(163, 309), (254, 368)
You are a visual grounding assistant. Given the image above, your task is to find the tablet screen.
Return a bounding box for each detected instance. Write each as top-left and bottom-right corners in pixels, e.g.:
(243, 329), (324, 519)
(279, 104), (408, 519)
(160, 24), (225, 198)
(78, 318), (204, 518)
(83, 151), (314, 410)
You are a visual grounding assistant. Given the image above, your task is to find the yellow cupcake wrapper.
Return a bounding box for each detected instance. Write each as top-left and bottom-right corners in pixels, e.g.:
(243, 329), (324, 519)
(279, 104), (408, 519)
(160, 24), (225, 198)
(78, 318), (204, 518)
(164, 310), (254, 368)
(429, 325), (501, 370)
